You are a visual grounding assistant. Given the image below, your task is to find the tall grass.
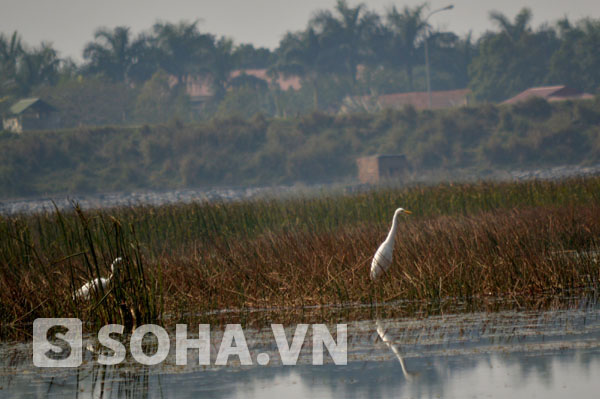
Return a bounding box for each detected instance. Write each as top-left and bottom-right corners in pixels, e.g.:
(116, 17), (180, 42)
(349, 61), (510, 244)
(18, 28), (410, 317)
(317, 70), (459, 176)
(0, 205), (161, 337)
(1, 178), (599, 338)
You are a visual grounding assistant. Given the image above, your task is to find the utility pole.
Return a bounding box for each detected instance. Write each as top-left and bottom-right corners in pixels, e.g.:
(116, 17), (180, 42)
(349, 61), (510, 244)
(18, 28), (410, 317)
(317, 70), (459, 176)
(424, 5), (454, 109)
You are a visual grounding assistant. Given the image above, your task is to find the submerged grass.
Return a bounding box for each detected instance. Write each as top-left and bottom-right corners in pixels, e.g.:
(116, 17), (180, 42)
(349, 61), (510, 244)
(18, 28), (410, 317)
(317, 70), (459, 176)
(1, 177), (600, 338)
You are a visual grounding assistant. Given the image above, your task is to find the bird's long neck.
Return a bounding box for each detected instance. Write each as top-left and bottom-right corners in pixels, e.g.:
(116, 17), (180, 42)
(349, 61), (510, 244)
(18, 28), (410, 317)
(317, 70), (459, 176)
(384, 213), (399, 244)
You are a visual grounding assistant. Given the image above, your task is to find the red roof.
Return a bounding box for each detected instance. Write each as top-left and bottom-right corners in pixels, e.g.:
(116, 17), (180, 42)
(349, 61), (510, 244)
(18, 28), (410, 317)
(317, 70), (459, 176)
(179, 69), (302, 101)
(502, 85), (594, 104)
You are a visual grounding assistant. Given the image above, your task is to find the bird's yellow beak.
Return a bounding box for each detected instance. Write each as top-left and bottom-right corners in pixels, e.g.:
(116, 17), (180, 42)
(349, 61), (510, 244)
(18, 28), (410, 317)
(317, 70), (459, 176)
(402, 209), (412, 214)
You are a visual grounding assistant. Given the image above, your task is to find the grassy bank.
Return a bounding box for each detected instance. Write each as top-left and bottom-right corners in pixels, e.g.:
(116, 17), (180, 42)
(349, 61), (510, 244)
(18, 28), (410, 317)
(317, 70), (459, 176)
(1, 178), (600, 338)
(1, 97), (600, 198)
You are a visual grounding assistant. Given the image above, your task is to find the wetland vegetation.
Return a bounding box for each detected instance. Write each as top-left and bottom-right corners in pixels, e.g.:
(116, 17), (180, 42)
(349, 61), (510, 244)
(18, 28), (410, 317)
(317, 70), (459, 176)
(2, 97), (600, 198)
(1, 177), (599, 339)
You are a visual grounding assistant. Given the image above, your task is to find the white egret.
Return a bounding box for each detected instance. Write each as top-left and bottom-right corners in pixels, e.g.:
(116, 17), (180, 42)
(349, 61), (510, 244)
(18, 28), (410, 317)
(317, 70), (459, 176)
(370, 208), (411, 280)
(73, 257), (123, 301)
(376, 319), (419, 380)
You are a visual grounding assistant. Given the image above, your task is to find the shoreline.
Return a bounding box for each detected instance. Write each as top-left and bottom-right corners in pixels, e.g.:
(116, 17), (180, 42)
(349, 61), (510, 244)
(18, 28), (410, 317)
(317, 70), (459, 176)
(2, 163), (600, 215)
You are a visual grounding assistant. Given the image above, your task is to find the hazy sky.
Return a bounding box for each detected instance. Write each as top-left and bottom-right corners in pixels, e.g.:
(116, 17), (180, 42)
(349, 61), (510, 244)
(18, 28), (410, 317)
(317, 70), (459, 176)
(2, 0), (600, 61)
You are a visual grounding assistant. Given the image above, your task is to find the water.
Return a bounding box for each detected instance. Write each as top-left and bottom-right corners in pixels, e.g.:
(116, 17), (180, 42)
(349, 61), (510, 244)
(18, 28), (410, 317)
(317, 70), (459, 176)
(3, 163), (600, 215)
(2, 304), (600, 398)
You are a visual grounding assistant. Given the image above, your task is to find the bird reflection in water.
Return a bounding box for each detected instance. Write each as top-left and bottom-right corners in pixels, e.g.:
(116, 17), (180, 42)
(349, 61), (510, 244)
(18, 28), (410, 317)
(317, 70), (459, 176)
(375, 319), (420, 381)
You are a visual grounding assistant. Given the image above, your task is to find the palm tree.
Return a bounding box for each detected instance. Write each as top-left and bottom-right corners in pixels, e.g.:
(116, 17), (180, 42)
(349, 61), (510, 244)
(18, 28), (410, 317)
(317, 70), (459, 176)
(425, 30), (474, 90)
(469, 8), (556, 101)
(0, 31), (24, 93)
(488, 8), (533, 42)
(83, 26), (145, 83)
(210, 37), (235, 100)
(309, 0), (378, 82)
(16, 43), (60, 94)
(126, 33), (161, 84)
(152, 21), (215, 86)
(548, 18), (600, 92)
(275, 28), (328, 110)
(386, 4), (428, 91)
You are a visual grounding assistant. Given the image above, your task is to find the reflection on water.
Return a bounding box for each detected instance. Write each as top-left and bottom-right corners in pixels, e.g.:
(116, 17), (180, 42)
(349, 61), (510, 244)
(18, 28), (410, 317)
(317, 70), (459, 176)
(2, 304), (600, 398)
(376, 319), (419, 381)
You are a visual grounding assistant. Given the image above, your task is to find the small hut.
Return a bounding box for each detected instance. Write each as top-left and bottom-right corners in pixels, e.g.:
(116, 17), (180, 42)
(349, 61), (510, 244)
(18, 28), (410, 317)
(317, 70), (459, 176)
(356, 154), (408, 184)
(2, 98), (59, 133)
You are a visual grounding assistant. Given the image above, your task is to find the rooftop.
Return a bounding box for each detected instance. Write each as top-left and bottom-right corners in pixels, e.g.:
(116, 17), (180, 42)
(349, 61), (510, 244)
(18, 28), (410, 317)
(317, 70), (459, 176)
(342, 89), (471, 113)
(378, 89), (471, 110)
(502, 85), (594, 104)
(9, 98), (56, 115)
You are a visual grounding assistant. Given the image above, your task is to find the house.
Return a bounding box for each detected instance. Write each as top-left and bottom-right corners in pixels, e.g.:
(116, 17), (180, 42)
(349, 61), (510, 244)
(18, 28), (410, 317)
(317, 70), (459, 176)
(180, 69), (302, 106)
(179, 75), (215, 106)
(341, 89), (471, 113)
(357, 154), (408, 184)
(502, 85), (594, 105)
(229, 69), (301, 91)
(2, 98), (59, 133)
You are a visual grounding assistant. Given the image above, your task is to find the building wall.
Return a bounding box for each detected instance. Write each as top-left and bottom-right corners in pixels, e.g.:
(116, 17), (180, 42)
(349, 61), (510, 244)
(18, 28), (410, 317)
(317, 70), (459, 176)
(3, 110), (60, 133)
(21, 112), (60, 131)
(357, 156), (380, 184)
(2, 117), (22, 133)
(357, 155), (408, 184)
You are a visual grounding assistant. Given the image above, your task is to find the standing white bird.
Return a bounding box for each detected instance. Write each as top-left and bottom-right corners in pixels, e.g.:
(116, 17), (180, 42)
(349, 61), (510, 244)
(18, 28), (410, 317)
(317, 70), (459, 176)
(73, 257), (123, 301)
(370, 208), (411, 280)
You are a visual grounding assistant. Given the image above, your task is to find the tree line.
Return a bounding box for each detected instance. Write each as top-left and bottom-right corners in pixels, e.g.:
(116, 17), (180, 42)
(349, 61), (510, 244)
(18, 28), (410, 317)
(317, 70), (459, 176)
(1, 96), (599, 198)
(1, 1), (600, 125)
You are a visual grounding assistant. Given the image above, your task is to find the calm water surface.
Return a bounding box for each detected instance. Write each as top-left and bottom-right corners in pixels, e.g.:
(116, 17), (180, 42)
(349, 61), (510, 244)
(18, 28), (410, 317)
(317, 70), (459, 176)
(2, 303), (600, 398)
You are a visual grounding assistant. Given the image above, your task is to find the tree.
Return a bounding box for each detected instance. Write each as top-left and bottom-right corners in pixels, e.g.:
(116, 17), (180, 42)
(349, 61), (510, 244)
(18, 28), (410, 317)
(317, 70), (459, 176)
(548, 18), (600, 93)
(468, 8), (559, 101)
(309, 0), (379, 82)
(232, 44), (274, 69)
(210, 37), (235, 100)
(0, 31), (23, 96)
(134, 70), (190, 123)
(127, 33), (162, 84)
(16, 43), (60, 94)
(152, 21), (215, 86)
(274, 28), (329, 110)
(83, 26), (147, 83)
(489, 8), (533, 42)
(215, 84), (272, 119)
(35, 76), (137, 127)
(427, 31), (475, 90)
(385, 4), (428, 91)
(1, 34), (62, 97)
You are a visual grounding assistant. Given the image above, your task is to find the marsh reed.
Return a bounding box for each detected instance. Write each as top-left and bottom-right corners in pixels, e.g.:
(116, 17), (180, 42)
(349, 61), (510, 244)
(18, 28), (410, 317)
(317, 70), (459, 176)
(1, 177), (599, 338)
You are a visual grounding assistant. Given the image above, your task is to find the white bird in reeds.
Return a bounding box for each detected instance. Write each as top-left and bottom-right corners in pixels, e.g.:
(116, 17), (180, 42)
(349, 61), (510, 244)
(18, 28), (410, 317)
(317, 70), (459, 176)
(370, 208), (411, 280)
(73, 257), (123, 301)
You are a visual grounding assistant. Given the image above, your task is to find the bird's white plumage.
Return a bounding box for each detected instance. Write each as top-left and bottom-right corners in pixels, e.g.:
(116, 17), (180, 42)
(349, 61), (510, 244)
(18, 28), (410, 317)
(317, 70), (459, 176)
(370, 208), (411, 280)
(73, 257), (123, 301)
(73, 277), (111, 301)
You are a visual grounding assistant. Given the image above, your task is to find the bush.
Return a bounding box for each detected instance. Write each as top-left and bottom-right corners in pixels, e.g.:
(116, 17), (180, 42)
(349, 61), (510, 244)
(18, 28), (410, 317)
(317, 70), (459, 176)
(0, 99), (599, 198)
